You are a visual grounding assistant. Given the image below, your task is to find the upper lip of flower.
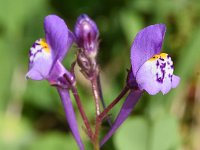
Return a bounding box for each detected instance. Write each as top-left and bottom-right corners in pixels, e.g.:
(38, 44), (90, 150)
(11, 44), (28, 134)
(130, 24), (180, 95)
(131, 24), (166, 77)
(44, 14), (74, 63)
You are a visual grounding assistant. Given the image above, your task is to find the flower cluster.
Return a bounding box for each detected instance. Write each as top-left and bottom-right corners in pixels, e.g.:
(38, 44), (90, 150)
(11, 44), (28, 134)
(26, 14), (180, 150)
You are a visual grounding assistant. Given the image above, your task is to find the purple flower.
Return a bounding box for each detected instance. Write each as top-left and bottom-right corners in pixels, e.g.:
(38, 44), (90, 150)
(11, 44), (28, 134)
(131, 24), (180, 95)
(26, 15), (84, 150)
(74, 14), (99, 56)
(26, 15), (74, 82)
(101, 24), (180, 146)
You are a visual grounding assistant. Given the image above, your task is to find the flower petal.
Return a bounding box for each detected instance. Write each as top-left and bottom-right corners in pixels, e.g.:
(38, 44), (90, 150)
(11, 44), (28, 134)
(100, 90), (143, 146)
(48, 61), (66, 81)
(131, 24), (166, 76)
(44, 15), (73, 61)
(136, 53), (180, 95)
(57, 88), (84, 150)
(26, 69), (44, 80)
(172, 75), (180, 88)
(26, 39), (53, 80)
(48, 61), (75, 89)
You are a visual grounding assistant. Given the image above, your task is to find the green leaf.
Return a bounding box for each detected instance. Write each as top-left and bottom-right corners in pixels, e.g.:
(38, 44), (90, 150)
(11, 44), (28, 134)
(28, 132), (78, 150)
(150, 115), (180, 150)
(114, 117), (149, 150)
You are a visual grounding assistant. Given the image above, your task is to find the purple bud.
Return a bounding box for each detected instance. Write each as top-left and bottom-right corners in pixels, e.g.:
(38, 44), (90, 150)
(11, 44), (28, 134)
(74, 14), (99, 56)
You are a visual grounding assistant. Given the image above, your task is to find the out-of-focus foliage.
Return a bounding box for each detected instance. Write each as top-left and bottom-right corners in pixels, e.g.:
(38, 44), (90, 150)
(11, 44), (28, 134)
(114, 115), (180, 150)
(0, 0), (200, 150)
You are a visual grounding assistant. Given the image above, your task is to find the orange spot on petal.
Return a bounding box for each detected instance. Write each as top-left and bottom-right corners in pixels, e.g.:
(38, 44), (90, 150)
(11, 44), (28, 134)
(39, 39), (50, 53)
(148, 53), (168, 61)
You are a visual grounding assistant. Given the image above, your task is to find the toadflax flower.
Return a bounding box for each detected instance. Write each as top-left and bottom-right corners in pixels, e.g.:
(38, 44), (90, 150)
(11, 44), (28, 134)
(101, 24), (180, 145)
(26, 15), (84, 150)
(130, 24), (180, 95)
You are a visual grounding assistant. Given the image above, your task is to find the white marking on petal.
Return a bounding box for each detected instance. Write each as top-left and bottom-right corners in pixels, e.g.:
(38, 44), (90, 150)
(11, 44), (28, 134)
(29, 39), (51, 68)
(136, 53), (178, 95)
(27, 39), (53, 80)
(147, 53), (174, 85)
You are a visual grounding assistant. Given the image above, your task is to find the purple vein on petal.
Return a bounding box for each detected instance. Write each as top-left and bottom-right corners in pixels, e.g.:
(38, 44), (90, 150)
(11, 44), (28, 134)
(57, 88), (84, 150)
(100, 90), (143, 146)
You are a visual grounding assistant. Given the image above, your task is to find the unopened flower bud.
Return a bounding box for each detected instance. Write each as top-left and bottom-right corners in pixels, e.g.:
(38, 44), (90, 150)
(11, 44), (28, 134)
(74, 14), (99, 57)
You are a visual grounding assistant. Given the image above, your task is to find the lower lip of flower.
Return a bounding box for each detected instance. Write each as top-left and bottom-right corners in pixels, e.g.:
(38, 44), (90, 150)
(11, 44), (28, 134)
(29, 39), (51, 64)
(148, 53), (174, 84)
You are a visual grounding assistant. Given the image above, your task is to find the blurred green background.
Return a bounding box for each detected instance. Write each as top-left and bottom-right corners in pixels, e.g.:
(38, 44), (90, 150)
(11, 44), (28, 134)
(0, 0), (200, 149)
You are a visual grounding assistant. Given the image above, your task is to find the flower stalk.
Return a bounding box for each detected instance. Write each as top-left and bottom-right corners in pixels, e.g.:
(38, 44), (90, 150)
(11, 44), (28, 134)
(71, 85), (94, 140)
(99, 85), (130, 121)
(91, 77), (101, 149)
